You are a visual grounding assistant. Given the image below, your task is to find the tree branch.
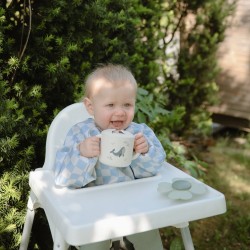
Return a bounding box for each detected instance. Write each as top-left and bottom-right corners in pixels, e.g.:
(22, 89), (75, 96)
(163, 3), (187, 46)
(10, 0), (32, 84)
(19, 0), (32, 61)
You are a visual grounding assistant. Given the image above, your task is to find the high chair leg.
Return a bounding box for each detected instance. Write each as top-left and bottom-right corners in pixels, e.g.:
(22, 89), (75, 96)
(20, 192), (39, 250)
(180, 226), (194, 250)
(174, 222), (195, 250)
(53, 229), (70, 250)
(19, 208), (35, 250)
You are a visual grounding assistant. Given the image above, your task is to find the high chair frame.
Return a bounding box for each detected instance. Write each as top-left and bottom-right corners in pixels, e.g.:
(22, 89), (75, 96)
(19, 103), (226, 250)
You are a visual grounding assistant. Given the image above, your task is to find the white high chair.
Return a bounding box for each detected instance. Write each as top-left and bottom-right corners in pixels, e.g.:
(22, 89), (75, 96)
(20, 103), (226, 250)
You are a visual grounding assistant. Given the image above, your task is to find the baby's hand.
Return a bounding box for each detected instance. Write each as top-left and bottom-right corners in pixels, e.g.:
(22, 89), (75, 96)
(134, 133), (149, 154)
(79, 136), (100, 158)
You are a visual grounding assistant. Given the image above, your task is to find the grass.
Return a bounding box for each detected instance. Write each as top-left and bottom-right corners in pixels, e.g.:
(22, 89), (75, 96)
(161, 129), (250, 250)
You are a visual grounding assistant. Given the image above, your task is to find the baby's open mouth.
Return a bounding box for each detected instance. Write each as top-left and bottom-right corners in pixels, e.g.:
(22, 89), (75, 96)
(111, 121), (124, 127)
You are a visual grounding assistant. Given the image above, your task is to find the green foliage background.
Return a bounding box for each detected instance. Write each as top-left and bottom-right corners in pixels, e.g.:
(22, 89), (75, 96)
(0, 0), (234, 249)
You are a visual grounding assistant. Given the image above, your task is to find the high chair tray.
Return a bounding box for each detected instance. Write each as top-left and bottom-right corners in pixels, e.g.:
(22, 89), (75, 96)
(29, 162), (226, 246)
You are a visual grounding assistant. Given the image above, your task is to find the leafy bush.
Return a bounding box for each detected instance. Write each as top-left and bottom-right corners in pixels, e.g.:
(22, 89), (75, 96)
(161, 0), (235, 135)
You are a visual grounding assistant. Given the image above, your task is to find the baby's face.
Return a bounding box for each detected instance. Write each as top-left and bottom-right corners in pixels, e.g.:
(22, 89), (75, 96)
(84, 78), (136, 131)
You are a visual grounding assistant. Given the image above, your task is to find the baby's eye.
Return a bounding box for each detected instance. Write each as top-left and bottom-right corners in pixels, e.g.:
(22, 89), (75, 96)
(107, 103), (114, 107)
(124, 103), (132, 107)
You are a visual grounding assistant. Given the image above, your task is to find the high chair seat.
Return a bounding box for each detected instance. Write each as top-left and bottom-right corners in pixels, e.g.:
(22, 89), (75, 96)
(19, 103), (226, 250)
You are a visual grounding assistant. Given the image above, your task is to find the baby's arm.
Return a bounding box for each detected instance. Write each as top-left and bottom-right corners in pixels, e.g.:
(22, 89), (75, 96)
(54, 123), (99, 188)
(131, 124), (166, 178)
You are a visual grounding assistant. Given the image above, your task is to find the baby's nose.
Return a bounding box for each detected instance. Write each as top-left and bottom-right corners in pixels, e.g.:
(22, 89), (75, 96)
(114, 108), (125, 116)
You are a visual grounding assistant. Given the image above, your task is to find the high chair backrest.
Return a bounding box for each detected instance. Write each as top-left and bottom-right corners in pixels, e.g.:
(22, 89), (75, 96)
(43, 103), (91, 170)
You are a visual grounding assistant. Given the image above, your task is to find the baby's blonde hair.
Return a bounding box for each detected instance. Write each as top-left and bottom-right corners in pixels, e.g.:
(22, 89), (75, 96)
(84, 64), (137, 97)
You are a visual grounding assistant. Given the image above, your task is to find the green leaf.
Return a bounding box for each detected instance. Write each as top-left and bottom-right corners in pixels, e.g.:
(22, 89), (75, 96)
(138, 112), (146, 124)
(170, 237), (183, 250)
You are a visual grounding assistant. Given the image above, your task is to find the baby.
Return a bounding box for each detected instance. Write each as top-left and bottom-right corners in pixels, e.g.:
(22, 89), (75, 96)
(54, 64), (166, 250)
(55, 64), (166, 188)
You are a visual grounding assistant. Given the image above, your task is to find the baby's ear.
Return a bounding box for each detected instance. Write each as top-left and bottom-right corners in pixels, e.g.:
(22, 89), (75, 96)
(83, 97), (94, 115)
